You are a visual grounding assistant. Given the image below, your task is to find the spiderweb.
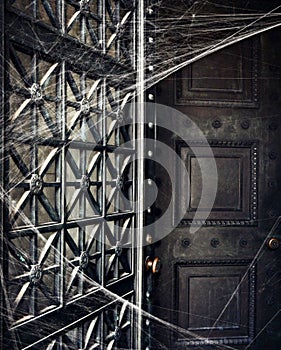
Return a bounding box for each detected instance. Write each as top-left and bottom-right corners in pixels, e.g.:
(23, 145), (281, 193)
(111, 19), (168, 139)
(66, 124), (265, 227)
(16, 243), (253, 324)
(1, 0), (281, 349)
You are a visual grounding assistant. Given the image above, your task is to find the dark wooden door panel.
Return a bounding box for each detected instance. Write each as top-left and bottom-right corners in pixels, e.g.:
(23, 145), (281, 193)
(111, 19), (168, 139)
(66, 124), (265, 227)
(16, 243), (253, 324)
(151, 7), (281, 350)
(178, 140), (257, 225)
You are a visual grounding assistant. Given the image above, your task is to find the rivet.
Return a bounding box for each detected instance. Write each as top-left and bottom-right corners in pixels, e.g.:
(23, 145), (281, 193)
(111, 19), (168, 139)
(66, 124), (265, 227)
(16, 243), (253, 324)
(269, 151), (277, 160)
(30, 83), (43, 102)
(80, 175), (90, 190)
(212, 119), (222, 129)
(80, 98), (90, 115)
(268, 180), (277, 189)
(148, 37), (154, 43)
(116, 175), (124, 190)
(148, 122), (154, 129)
(147, 179), (153, 185)
(115, 241), (122, 257)
(30, 174), (43, 194)
(113, 326), (121, 341)
(115, 110), (124, 123)
(146, 234), (153, 244)
(79, 251), (89, 269)
(147, 150), (153, 157)
(147, 207), (151, 213)
(146, 7), (154, 15)
(211, 238), (220, 248)
(145, 319), (150, 326)
(148, 93), (154, 101)
(30, 264), (43, 285)
(239, 239), (248, 248)
(80, 0), (90, 10)
(268, 122), (278, 131)
(241, 119), (250, 129)
(181, 238), (190, 248)
(146, 291), (150, 298)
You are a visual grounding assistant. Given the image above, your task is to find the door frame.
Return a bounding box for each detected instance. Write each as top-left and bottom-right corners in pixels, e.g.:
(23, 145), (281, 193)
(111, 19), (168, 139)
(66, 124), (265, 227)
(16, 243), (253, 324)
(0, 0), (146, 348)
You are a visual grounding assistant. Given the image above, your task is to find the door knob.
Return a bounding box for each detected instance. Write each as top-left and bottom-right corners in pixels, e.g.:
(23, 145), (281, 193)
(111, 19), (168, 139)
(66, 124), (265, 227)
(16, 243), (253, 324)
(145, 256), (161, 274)
(267, 237), (280, 250)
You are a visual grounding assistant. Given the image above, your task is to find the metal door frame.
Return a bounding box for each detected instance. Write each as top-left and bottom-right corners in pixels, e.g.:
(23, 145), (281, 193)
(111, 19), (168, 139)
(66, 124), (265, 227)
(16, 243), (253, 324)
(0, 1), (145, 348)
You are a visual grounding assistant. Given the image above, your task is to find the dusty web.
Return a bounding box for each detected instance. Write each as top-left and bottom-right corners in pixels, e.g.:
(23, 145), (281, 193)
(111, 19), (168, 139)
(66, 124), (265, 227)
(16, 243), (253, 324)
(1, 0), (281, 349)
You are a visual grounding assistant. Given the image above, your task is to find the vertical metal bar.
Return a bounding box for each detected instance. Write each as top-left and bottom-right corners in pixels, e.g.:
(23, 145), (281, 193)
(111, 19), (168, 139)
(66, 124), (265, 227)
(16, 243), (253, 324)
(54, 44), (62, 328)
(136, 0), (145, 349)
(30, 51), (38, 317)
(59, 5), (66, 350)
(0, 1), (4, 348)
(80, 7), (86, 348)
(144, 3), (157, 347)
(52, 0), (63, 317)
(115, 1), (121, 283)
(101, 1), (106, 347)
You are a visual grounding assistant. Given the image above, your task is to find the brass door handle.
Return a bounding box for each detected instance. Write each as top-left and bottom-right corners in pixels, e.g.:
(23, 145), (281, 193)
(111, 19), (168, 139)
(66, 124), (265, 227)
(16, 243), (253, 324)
(145, 256), (161, 274)
(267, 237), (280, 250)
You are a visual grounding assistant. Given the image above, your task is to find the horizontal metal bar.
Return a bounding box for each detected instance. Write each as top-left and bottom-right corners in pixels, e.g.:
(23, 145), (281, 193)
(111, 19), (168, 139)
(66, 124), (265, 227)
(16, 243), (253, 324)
(10, 278), (135, 349)
(6, 10), (136, 88)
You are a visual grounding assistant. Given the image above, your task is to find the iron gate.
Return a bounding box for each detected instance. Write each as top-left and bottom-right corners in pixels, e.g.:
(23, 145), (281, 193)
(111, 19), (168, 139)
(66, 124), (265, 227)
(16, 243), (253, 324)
(0, 1), (144, 349)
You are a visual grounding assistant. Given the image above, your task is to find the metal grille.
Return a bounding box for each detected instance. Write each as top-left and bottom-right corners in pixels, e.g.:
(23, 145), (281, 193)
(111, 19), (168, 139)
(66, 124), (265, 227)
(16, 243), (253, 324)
(1, 1), (140, 348)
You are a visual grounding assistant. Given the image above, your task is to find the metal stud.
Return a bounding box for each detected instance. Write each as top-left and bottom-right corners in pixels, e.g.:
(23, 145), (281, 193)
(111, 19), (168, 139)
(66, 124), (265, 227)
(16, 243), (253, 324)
(80, 175), (90, 190)
(239, 239), (248, 248)
(181, 238), (190, 248)
(80, 0), (90, 11)
(115, 241), (122, 257)
(116, 175), (124, 190)
(211, 238), (220, 248)
(30, 83), (42, 102)
(80, 98), (90, 115)
(146, 234), (153, 244)
(241, 119), (250, 129)
(30, 264), (43, 285)
(79, 251), (89, 269)
(146, 7), (154, 15)
(212, 119), (222, 129)
(30, 174), (43, 194)
(113, 326), (121, 341)
(269, 151), (277, 160)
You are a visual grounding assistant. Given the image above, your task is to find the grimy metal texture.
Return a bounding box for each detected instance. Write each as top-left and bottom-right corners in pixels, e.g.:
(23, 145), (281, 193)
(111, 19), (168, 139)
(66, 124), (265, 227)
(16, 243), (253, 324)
(150, 2), (281, 348)
(1, 1), (140, 349)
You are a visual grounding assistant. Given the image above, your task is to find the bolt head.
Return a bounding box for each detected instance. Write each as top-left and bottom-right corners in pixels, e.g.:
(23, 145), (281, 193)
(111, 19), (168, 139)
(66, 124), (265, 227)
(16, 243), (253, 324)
(30, 83), (43, 102)
(80, 175), (90, 190)
(30, 264), (43, 285)
(114, 326), (121, 341)
(115, 241), (122, 257)
(79, 251), (89, 269)
(80, 98), (90, 115)
(30, 174), (43, 194)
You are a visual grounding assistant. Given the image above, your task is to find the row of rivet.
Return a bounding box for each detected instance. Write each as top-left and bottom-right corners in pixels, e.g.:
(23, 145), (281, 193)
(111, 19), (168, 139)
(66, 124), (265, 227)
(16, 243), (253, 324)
(181, 238), (248, 248)
(212, 118), (278, 131)
(145, 3), (157, 350)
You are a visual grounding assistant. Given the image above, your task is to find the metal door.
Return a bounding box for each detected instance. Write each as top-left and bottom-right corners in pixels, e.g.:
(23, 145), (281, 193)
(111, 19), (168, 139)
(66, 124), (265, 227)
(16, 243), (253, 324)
(0, 1), (144, 349)
(147, 7), (281, 350)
